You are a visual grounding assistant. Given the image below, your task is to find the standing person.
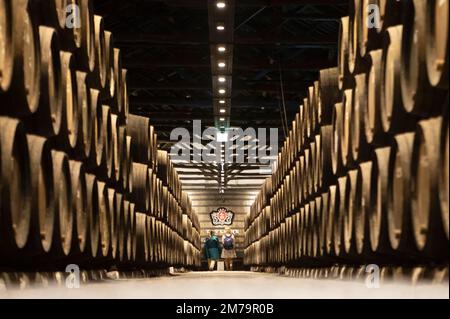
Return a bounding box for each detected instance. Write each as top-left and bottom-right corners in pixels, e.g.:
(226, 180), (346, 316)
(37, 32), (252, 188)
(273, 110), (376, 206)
(221, 228), (237, 271)
(204, 230), (221, 271)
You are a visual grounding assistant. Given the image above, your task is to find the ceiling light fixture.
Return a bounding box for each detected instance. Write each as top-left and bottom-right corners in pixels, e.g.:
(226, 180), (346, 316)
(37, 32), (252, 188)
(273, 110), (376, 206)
(218, 77), (226, 83)
(216, 25), (225, 31)
(218, 89), (226, 94)
(219, 109), (226, 113)
(218, 62), (226, 68)
(218, 46), (226, 52)
(219, 100), (226, 104)
(216, 2), (226, 9)
(220, 117), (225, 121)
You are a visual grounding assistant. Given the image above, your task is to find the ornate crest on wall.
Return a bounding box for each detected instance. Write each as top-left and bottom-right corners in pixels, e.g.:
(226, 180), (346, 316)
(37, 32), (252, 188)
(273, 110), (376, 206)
(210, 207), (235, 226)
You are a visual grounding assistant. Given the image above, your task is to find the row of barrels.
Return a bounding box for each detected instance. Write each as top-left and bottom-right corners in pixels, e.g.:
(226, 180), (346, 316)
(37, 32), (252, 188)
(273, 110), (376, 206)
(245, 117), (448, 265)
(131, 162), (201, 250)
(0, 0), (128, 137)
(249, 0), (448, 225)
(0, 117), (200, 268)
(157, 150), (199, 229)
(0, 0), (202, 269)
(127, 114), (200, 248)
(245, 0), (448, 266)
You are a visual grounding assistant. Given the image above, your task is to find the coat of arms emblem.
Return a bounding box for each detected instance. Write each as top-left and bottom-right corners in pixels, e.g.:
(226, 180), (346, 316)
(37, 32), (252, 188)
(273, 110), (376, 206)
(210, 207), (234, 226)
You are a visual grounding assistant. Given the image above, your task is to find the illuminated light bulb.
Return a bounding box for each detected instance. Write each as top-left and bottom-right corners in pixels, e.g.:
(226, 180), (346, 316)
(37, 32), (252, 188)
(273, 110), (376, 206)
(218, 62), (226, 68)
(218, 77), (226, 83)
(218, 46), (226, 52)
(216, 25), (225, 31)
(219, 100), (226, 104)
(218, 89), (226, 94)
(217, 2), (226, 9)
(219, 109), (226, 113)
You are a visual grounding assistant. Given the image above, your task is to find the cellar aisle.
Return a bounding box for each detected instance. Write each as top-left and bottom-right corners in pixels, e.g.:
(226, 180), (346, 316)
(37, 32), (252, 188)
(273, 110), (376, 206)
(1, 271), (448, 299)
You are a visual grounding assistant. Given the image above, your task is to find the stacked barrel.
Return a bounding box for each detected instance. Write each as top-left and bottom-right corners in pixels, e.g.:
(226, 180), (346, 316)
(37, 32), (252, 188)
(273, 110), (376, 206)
(244, 0), (449, 268)
(0, 0), (200, 271)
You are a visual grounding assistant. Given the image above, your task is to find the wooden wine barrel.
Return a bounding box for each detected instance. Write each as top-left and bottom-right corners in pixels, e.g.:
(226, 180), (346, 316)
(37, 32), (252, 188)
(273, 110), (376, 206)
(381, 25), (415, 134)
(38, 0), (75, 47)
(50, 150), (73, 257)
(25, 135), (55, 257)
(357, 0), (381, 58)
(319, 125), (333, 188)
(127, 114), (152, 164)
(373, 0), (403, 33)
(439, 105), (449, 239)
(355, 161), (372, 256)
(2, 0), (40, 116)
(73, 71), (91, 159)
(132, 162), (150, 213)
(338, 16), (351, 90)
(308, 142), (316, 195)
(149, 168), (158, 217)
(401, 0), (444, 116)
(302, 203), (310, 257)
(104, 31), (115, 99)
(92, 15), (107, 90)
(107, 188), (118, 260)
(313, 196), (322, 258)
(129, 203), (137, 263)
(112, 48), (123, 114)
(147, 216), (155, 263)
(110, 114), (120, 183)
(348, 0), (363, 74)
(334, 176), (347, 257)
(308, 85), (318, 136)
(325, 185), (337, 256)
(95, 180), (109, 259)
(27, 26), (62, 137)
(117, 126), (127, 190)
(297, 105), (305, 151)
(426, 0), (448, 88)
(115, 193), (125, 262)
(369, 147), (391, 253)
(411, 117), (447, 255)
(366, 49), (385, 145)
(388, 132), (415, 251)
(134, 212), (148, 264)
(120, 68), (129, 123)
(97, 104), (112, 179)
(86, 88), (101, 166)
(318, 67), (340, 125)
(85, 174), (99, 258)
(344, 169), (358, 255)
(0, 117), (31, 254)
(0, 0), (13, 93)
(57, 51), (79, 150)
(68, 160), (88, 255)
(302, 151), (310, 200)
(76, 0), (95, 72)
(331, 103), (344, 175)
(319, 192), (329, 258)
(126, 136), (133, 192)
(342, 88), (354, 167)
(351, 73), (370, 163)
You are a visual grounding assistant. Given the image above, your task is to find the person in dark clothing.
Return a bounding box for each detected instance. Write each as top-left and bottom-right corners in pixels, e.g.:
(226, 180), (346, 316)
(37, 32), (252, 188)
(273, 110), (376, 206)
(204, 231), (221, 271)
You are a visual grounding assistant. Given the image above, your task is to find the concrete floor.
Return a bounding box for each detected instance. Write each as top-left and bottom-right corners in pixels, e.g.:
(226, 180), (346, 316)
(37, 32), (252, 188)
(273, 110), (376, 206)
(1, 271), (448, 299)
